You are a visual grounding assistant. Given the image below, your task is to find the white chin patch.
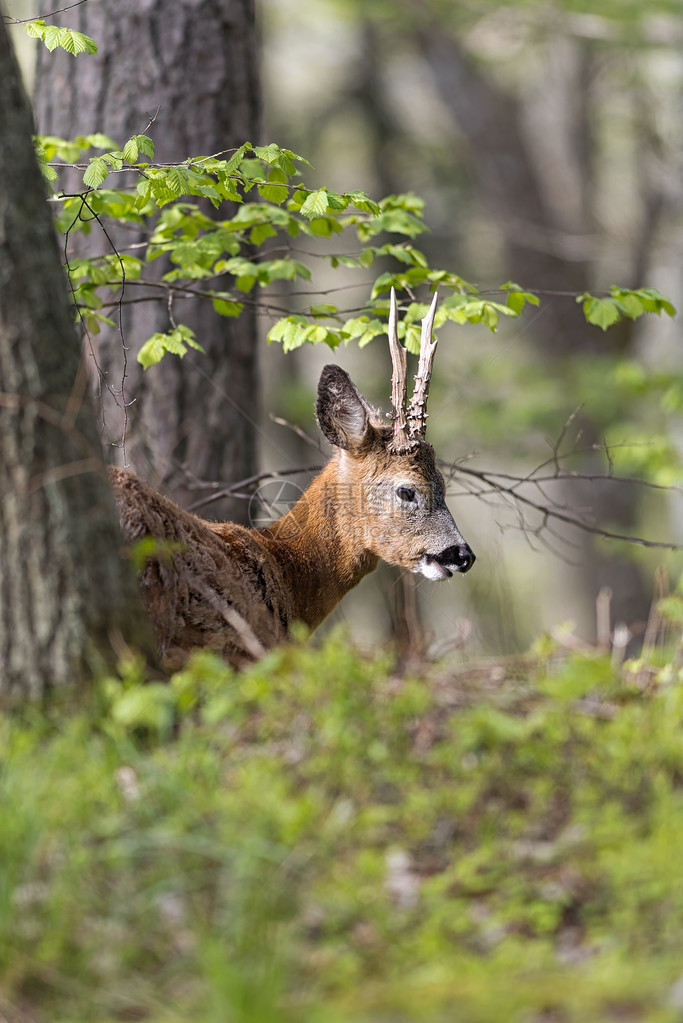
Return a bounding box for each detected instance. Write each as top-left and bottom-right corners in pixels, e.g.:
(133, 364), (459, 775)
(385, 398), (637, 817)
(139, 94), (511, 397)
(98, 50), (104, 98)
(414, 556), (452, 581)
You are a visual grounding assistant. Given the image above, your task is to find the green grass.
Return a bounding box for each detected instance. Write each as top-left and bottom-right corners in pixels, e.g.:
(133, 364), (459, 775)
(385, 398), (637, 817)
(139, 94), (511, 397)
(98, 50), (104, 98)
(2, 630), (683, 1022)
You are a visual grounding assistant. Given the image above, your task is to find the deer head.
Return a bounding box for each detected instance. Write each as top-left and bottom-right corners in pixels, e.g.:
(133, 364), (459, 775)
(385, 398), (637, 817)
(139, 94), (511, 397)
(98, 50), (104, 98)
(315, 289), (475, 581)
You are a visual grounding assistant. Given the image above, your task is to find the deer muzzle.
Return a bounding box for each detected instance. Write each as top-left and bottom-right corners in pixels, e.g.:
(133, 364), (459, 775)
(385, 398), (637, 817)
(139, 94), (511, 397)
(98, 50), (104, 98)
(421, 544), (476, 580)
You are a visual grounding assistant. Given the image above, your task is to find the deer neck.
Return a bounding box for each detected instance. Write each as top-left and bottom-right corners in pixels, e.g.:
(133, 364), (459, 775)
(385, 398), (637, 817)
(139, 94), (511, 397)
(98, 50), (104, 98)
(254, 460), (377, 630)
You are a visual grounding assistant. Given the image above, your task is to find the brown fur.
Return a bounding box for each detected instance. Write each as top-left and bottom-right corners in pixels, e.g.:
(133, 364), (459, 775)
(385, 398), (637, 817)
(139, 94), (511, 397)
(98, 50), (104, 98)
(111, 365), (474, 669)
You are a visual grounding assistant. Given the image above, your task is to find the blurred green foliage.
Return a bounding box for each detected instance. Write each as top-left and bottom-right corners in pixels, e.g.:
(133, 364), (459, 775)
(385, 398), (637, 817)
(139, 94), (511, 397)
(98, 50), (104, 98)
(3, 630), (683, 1021)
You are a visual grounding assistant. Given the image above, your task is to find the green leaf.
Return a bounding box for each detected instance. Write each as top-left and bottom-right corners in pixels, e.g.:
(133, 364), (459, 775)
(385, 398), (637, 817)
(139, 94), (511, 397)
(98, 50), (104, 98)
(250, 222), (277, 246)
(308, 217), (335, 237)
(81, 133), (118, 151)
(25, 19), (45, 38)
(358, 208), (425, 240)
(167, 167), (190, 194)
(300, 188), (329, 219)
(658, 596), (683, 625)
(502, 281), (540, 315)
(236, 274), (257, 292)
(641, 288), (676, 318)
(137, 326), (205, 369)
(441, 298), (514, 331)
(238, 158), (266, 182)
(267, 315), (309, 350)
(255, 259), (311, 284)
(136, 134), (155, 159)
(223, 143), (249, 175)
(83, 156), (109, 189)
(137, 336), (166, 368)
(216, 176), (242, 203)
(310, 304), (338, 317)
(135, 178), (152, 207)
(253, 143), (282, 165)
(576, 287), (676, 331)
(258, 181), (289, 205)
(357, 319), (386, 348)
(343, 316), (371, 339)
(613, 292), (645, 320)
(38, 161), (58, 184)
(122, 138), (139, 163)
(250, 143), (309, 178)
(611, 286), (676, 319)
(110, 682), (175, 734)
(103, 152), (123, 171)
(62, 28), (97, 55)
(26, 21), (98, 56)
(334, 255), (361, 269)
(348, 190), (381, 215)
(212, 298), (243, 317)
(578, 295), (623, 331)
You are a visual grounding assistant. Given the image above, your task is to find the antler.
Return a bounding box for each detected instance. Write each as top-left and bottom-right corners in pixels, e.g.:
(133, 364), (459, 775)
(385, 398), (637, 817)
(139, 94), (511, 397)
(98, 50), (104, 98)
(407, 290), (439, 441)
(386, 288), (439, 454)
(387, 287), (412, 455)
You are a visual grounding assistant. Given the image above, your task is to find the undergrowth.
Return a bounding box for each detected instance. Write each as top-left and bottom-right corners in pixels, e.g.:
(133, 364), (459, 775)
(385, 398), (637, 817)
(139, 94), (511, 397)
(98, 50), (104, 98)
(3, 607), (683, 1022)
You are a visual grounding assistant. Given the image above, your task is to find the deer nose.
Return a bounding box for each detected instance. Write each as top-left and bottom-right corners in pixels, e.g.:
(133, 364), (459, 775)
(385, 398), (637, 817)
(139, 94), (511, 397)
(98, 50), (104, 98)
(442, 544), (476, 574)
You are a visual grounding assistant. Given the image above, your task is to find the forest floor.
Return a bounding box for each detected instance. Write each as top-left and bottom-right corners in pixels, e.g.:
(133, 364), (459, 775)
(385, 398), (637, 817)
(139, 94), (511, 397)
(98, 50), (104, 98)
(3, 606), (683, 1023)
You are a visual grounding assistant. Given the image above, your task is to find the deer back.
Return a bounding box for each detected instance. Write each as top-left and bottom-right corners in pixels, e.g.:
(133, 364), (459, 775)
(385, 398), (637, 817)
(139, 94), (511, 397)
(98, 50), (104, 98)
(111, 468), (293, 669)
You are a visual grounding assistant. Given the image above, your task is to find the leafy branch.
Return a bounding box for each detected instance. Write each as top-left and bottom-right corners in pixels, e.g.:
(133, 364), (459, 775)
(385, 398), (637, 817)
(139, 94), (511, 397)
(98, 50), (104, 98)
(35, 131), (676, 364)
(28, 109), (680, 505)
(24, 19), (96, 56)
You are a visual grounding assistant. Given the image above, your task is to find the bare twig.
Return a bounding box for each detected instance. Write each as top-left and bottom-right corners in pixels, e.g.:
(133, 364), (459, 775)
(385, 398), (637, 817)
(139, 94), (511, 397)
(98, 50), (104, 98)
(186, 465), (323, 512)
(446, 460), (681, 551)
(3, 0), (90, 24)
(194, 581), (266, 662)
(269, 414), (325, 454)
(451, 463), (680, 551)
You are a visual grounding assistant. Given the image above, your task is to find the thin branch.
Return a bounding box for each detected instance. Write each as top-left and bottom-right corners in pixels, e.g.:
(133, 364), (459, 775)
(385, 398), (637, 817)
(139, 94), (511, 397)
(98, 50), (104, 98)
(445, 461), (681, 551)
(187, 465), (323, 512)
(268, 414), (325, 454)
(3, 0), (90, 24)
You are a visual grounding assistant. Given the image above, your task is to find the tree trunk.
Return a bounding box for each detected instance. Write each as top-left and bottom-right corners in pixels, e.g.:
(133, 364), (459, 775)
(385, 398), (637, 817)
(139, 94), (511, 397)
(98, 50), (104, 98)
(33, 0), (261, 522)
(0, 18), (156, 703)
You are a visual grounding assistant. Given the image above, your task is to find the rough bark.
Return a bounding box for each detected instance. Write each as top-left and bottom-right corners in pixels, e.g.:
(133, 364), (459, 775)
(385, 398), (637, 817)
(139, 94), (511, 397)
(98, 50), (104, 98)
(0, 17), (156, 703)
(33, 0), (262, 522)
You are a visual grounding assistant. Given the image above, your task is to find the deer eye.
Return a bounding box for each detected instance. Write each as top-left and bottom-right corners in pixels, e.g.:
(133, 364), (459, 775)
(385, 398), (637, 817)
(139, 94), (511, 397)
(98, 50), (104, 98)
(396, 486), (416, 503)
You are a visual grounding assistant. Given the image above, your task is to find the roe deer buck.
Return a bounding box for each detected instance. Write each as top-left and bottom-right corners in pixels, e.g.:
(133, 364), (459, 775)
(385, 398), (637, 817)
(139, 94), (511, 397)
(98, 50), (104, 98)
(112, 289), (475, 669)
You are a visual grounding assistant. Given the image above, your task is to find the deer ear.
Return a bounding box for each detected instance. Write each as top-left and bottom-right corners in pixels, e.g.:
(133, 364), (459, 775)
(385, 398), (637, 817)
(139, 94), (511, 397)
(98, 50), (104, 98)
(316, 365), (373, 452)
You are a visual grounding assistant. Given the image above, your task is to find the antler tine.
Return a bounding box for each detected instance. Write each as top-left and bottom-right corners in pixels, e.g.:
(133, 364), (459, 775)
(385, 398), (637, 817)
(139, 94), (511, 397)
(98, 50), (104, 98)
(407, 291), (439, 440)
(386, 286), (413, 454)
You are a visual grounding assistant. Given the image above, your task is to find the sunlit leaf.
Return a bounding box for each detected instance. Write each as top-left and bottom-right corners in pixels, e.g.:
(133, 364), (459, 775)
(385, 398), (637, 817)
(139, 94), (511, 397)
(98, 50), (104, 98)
(300, 188), (329, 219)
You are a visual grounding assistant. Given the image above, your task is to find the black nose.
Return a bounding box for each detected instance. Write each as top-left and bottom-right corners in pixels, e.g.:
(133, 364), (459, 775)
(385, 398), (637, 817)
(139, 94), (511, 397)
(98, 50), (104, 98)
(441, 544), (476, 574)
